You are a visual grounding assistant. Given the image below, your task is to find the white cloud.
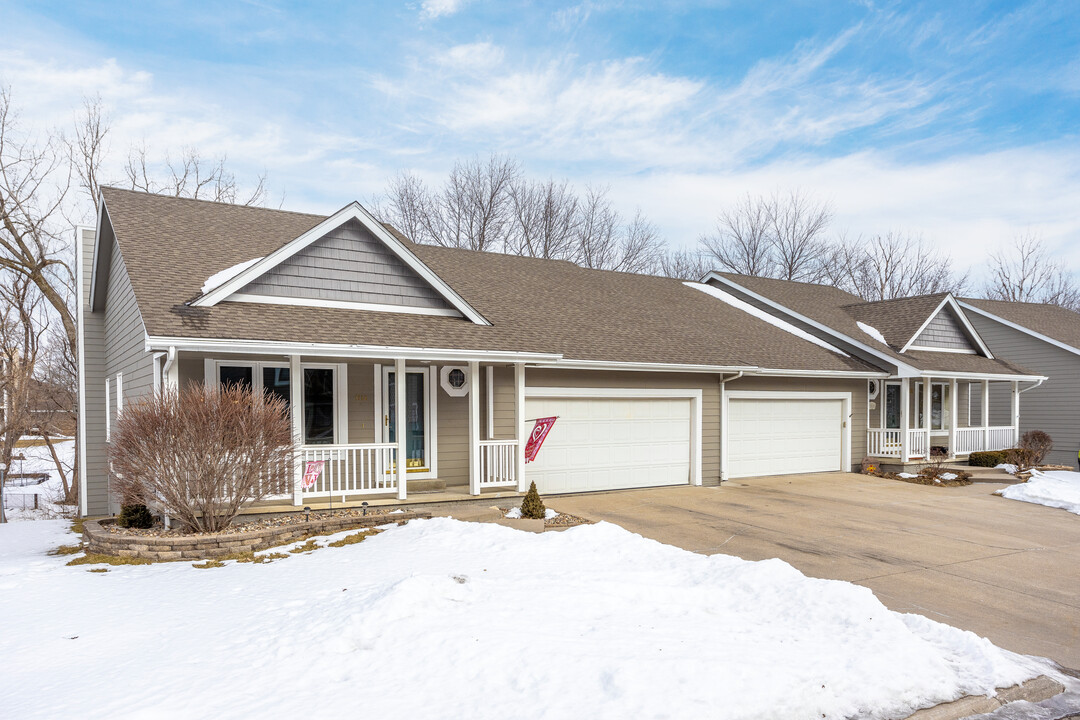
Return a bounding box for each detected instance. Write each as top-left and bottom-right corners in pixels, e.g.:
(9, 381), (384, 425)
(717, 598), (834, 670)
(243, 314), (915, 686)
(420, 0), (468, 20)
(436, 42), (505, 70)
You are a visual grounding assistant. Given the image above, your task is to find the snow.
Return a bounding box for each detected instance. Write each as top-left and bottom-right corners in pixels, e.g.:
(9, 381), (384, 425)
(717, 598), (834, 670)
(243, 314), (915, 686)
(898, 472), (918, 479)
(996, 463), (1019, 475)
(857, 321), (888, 345)
(0, 516), (1057, 720)
(200, 257), (263, 295)
(2, 440), (75, 520)
(505, 506), (558, 519)
(940, 472), (958, 481)
(685, 282), (850, 357)
(997, 470), (1080, 515)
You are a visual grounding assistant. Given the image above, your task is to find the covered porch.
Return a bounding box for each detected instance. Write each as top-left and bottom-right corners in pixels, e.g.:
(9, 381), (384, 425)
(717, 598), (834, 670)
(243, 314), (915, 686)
(162, 348), (552, 509)
(866, 376), (1023, 463)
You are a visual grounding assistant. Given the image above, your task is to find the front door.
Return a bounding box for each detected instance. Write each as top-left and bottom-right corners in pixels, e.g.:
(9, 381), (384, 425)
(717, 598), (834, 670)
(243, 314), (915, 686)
(382, 368), (432, 476)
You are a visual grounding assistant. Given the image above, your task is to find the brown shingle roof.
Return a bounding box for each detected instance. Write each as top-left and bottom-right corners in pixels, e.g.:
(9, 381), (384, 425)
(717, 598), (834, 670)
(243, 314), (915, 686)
(716, 273), (1037, 377)
(99, 188), (878, 373)
(960, 298), (1080, 353)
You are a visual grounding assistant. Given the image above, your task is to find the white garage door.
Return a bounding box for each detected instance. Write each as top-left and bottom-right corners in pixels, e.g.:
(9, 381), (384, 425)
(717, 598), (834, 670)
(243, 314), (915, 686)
(727, 397), (845, 478)
(524, 395), (692, 494)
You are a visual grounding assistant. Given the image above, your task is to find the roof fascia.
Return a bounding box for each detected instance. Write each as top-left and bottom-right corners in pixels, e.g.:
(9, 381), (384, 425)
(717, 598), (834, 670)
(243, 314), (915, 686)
(190, 202), (491, 326)
(958, 301), (1080, 359)
(701, 272), (920, 377)
(898, 295), (994, 358)
(916, 370), (1048, 382)
(87, 199), (113, 312)
(537, 359), (759, 374)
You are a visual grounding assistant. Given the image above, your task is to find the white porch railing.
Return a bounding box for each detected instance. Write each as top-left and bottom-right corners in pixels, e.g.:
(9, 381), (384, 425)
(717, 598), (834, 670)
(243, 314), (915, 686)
(907, 429), (929, 459)
(955, 427), (984, 455)
(298, 443), (398, 501)
(867, 429), (903, 458)
(479, 440), (518, 487)
(987, 427), (1016, 452)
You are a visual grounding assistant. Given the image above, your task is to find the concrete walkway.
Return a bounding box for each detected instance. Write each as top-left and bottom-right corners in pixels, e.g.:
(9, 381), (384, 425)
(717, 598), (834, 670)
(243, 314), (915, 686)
(547, 472), (1080, 668)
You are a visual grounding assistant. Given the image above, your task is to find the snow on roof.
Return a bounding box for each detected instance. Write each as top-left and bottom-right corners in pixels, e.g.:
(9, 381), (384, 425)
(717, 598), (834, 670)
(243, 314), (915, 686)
(200, 257), (263, 295)
(685, 282), (849, 357)
(857, 321), (888, 345)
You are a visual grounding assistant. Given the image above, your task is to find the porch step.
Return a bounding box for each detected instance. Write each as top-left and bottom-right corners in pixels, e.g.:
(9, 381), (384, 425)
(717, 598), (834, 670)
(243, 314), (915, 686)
(408, 479), (447, 493)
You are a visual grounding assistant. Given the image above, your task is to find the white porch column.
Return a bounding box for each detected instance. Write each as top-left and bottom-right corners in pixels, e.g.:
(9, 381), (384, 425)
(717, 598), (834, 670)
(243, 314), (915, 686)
(1011, 380), (1020, 447)
(515, 363), (527, 492)
(981, 379), (990, 450)
(290, 355), (304, 506)
(900, 378), (910, 462)
(949, 379), (958, 458)
(395, 358), (407, 500)
(922, 378), (931, 457)
(468, 360), (481, 496)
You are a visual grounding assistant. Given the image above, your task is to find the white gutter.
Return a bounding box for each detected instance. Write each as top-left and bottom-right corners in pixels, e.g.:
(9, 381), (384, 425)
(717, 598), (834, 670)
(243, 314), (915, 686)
(753, 368), (888, 378)
(916, 371), (1048, 382)
(717, 371), (745, 484)
(1019, 378), (1046, 393)
(537, 359), (759, 374)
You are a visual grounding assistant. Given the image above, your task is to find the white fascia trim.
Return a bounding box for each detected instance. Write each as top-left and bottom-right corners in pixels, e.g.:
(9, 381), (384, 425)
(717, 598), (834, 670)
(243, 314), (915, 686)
(752, 368), (888, 378)
(145, 336), (561, 364)
(226, 293), (463, 317)
(905, 345), (977, 355)
(958, 301), (1080, 359)
(916, 371), (1048, 382)
(702, 273), (921, 377)
(899, 295), (994, 358)
(191, 201), (490, 326)
(525, 386), (703, 399)
(534, 359), (758, 374)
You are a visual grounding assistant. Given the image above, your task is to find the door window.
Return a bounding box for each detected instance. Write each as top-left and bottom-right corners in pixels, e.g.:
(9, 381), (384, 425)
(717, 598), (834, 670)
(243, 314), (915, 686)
(387, 371), (427, 469)
(304, 368), (336, 445)
(884, 384), (901, 429)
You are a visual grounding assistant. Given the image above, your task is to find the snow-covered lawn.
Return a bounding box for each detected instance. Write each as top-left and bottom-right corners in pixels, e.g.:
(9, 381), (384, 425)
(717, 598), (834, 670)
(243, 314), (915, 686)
(2, 439), (74, 520)
(997, 469), (1080, 515)
(0, 518), (1061, 719)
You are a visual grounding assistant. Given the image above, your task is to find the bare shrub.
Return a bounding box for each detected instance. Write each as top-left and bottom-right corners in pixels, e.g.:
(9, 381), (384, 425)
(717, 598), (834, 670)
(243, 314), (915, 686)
(1006, 430), (1054, 470)
(109, 384), (294, 533)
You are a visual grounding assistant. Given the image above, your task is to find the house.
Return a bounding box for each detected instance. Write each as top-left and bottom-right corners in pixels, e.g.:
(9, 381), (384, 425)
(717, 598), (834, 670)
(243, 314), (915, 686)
(75, 188), (1042, 517)
(700, 274), (1046, 471)
(958, 298), (1080, 469)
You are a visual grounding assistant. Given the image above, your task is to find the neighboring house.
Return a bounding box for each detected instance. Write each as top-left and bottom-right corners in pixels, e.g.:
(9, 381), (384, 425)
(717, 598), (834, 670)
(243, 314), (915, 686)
(701, 274), (1046, 470)
(75, 188), (1041, 517)
(958, 298), (1080, 469)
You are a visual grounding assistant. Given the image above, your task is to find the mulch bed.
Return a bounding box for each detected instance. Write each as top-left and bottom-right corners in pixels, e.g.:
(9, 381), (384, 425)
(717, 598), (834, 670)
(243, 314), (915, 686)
(104, 507), (404, 537)
(544, 512), (594, 528)
(863, 468), (974, 487)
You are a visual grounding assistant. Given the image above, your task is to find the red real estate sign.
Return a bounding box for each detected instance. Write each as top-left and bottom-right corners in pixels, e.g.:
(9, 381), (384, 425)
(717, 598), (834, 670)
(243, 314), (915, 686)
(524, 417), (557, 463)
(302, 460), (325, 489)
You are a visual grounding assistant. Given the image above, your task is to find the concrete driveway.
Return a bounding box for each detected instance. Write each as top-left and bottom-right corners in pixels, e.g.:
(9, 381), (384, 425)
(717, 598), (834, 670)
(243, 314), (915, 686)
(547, 472), (1080, 669)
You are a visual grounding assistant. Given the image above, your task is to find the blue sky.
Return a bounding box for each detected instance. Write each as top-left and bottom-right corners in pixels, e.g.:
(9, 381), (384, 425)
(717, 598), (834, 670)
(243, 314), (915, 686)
(2, 0), (1079, 272)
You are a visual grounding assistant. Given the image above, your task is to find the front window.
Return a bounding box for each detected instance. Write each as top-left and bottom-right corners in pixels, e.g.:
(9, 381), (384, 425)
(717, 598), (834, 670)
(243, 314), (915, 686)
(304, 367), (336, 444)
(916, 381), (950, 431)
(219, 365), (253, 392)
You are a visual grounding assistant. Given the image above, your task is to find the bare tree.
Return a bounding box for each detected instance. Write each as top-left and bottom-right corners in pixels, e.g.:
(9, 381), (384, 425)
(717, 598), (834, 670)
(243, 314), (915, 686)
(124, 144), (267, 206)
(832, 231), (968, 301)
(768, 190), (832, 282)
(0, 275), (46, 522)
(507, 177), (579, 260)
(983, 233), (1080, 310)
(71, 96), (110, 212)
(658, 248), (711, 281)
(699, 193), (773, 277)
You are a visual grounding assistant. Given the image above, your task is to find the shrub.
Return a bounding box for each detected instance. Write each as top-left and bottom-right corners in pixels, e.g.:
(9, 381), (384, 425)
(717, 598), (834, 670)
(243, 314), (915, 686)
(969, 450), (1009, 467)
(519, 481), (546, 520)
(117, 503), (154, 529)
(1019, 430), (1053, 465)
(109, 384), (294, 534)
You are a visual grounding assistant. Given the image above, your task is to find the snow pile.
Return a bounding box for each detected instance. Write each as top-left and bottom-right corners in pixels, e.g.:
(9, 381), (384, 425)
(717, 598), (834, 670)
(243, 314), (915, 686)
(857, 321), (888, 345)
(997, 470), (1080, 515)
(3, 440), (74, 520)
(898, 472), (918, 479)
(200, 257), (263, 295)
(940, 472), (958, 481)
(996, 463), (1019, 475)
(505, 507), (558, 520)
(0, 517), (1052, 720)
(685, 282), (849, 357)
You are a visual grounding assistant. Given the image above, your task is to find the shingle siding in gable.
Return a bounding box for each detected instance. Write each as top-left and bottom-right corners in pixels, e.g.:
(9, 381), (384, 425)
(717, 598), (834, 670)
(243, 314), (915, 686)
(968, 313), (1080, 469)
(912, 308), (976, 351)
(238, 218), (454, 311)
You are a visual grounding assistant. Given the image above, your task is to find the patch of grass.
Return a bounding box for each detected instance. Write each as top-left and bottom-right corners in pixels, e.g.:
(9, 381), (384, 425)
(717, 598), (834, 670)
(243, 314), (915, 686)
(67, 553), (154, 567)
(192, 550), (291, 568)
(50, 544), (84, 556)
(327, 529), (381, 547)
(87, 568), (109, 573)
(289, 539), (320, 554)
(70, 518), (87, 535)
(192, 559), (225, 569)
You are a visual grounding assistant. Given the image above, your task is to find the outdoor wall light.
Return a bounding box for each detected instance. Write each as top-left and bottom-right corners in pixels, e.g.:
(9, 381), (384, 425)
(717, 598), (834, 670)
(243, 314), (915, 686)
(304, 506), (311, 522)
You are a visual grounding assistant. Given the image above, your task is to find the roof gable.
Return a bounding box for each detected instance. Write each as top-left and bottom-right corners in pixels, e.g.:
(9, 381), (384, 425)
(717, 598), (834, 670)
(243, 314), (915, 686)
(191, 201), (489, 325)
(908, 305), (978, 353)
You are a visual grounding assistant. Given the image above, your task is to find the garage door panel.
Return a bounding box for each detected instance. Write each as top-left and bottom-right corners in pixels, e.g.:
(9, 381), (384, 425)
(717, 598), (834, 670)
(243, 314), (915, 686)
(525, 395), (692, 494)
(727, 398), (844, 478)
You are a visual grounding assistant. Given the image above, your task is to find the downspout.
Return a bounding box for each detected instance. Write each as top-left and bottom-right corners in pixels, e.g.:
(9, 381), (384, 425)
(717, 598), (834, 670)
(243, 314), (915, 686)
(1018, 378), (1046, 394)
(718, 371), (745, 484)
(161, 346), (177, 392)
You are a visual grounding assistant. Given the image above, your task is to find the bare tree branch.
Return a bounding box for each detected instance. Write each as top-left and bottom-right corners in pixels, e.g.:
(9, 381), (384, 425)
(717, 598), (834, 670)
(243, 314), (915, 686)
(983, 232), (1080, 310)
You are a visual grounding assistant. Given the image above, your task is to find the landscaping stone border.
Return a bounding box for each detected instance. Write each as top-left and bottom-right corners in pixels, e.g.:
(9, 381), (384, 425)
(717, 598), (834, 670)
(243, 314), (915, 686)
(82, 511), (431, 561)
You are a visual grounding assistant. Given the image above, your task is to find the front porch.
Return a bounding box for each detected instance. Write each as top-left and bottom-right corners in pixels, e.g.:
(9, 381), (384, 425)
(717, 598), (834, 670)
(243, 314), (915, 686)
(170, 353), (539, 509)
(866, 377), (1020, 463)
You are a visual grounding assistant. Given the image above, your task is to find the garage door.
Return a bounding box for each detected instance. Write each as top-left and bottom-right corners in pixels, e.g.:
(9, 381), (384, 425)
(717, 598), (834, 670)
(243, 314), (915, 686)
(726, 397), (845, 478)
(524, 395), (692, 494)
